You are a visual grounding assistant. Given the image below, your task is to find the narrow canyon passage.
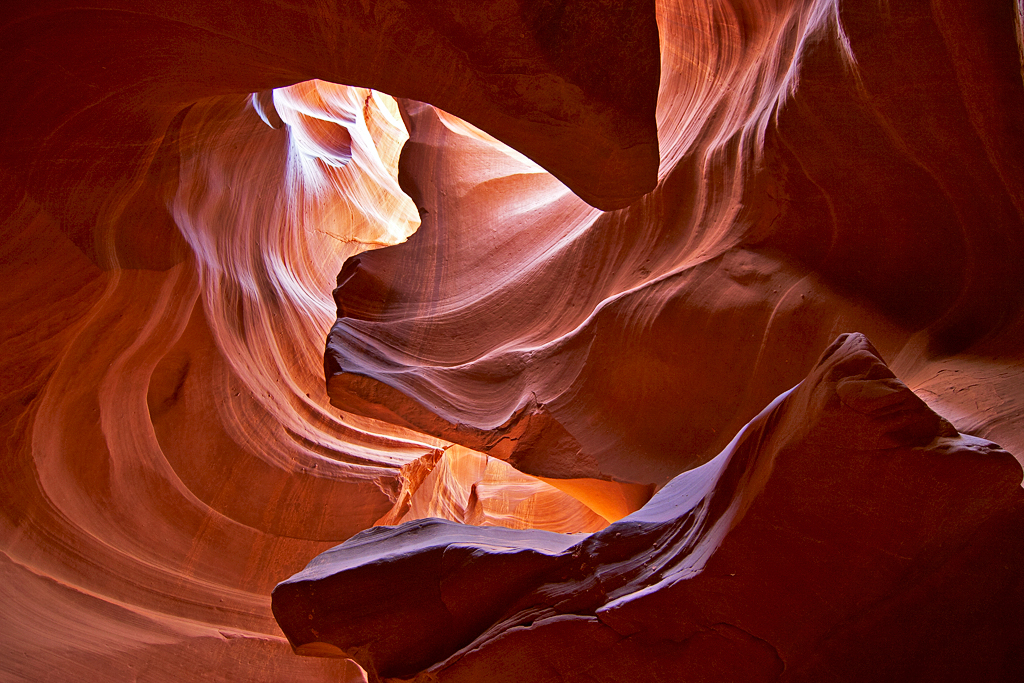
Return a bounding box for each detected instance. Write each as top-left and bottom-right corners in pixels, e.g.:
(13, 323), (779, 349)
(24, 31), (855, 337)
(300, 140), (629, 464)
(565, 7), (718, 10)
(1, 1), (1023, 681)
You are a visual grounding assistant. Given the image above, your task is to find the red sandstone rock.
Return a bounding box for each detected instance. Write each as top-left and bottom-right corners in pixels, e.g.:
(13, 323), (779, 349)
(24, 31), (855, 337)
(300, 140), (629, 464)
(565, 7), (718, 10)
(1, 0), (1023, 681)
(3, 0), (658, 270)
(324, 0), (1024, 485)
(278, 334), (1024, 682)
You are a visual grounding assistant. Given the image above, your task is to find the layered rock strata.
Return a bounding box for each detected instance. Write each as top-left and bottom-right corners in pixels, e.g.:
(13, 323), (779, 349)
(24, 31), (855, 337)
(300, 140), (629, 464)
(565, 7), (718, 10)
(1, 0), (1023, 681)
(278, 334), (1024, 682)
(1, 1), (662, 678)
(325, 0), (1024, 485)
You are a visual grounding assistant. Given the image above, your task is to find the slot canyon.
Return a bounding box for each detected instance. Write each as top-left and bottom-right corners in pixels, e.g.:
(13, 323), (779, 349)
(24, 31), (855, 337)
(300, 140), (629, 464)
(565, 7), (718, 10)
(2, 1), (1023, 681)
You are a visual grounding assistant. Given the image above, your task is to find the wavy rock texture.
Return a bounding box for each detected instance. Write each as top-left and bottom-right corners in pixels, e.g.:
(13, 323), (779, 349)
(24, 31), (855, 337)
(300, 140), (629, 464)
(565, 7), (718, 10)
(2, 0), (1024, 682)
(327, 0), (1024, 482)
(277, 334), (1024, 681)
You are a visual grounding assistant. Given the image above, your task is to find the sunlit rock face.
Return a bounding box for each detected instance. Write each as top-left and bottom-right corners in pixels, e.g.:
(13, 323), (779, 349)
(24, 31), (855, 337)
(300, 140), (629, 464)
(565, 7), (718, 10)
(327, 0), (1024, 483)
(2, 1), (1024, 683)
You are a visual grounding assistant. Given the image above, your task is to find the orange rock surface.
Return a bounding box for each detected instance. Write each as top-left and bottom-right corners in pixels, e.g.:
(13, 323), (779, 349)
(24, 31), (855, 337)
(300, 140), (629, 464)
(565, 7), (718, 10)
(277, 334), (1024, 681)
(2, 1), (1023, 681)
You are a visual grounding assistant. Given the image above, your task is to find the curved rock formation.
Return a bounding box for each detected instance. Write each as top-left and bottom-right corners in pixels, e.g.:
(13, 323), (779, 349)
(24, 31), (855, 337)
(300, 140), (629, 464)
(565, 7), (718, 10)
(276, 334), (1024, 681)
(2, 0), (1024, 682)
(326, 0), (1024, 482)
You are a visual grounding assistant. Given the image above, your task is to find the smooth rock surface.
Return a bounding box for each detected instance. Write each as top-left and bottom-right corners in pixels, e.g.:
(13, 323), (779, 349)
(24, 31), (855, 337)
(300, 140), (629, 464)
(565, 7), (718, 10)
(326, 0), (1024, 485)
(2, 0), (1023, 681)
(280, 334), (1024, 681)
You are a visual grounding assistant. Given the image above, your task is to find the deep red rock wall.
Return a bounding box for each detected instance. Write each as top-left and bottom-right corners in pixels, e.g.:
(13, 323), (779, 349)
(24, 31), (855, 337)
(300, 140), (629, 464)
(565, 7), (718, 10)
(1, 1), (1023, 681)
(278, 334), (1024, 681)
(326, 0), (1024, 480)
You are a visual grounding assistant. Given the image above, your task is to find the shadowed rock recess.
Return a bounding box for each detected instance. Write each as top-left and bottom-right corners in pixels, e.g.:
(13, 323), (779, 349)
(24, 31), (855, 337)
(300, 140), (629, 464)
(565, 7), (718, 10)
(277, 334), (1024, 681)
(2, 1), (1023, 682)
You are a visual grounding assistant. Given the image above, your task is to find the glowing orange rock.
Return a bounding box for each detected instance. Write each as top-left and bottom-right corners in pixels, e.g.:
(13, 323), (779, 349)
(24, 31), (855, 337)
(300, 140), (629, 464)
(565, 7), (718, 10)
(2, 0), (1024, 681)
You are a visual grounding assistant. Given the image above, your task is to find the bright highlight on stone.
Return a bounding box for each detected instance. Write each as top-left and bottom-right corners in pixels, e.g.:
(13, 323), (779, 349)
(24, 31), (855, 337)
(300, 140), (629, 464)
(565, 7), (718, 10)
(1, 1), (1023, 682)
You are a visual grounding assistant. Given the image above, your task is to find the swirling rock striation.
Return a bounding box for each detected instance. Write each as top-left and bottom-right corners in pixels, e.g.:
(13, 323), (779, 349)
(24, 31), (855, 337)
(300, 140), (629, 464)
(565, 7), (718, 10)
(3, 0), (658, 269)
(325, 0), (1024, 483)
(0, 2), (661, 679)
(278, 334), (1024, 681)
(1, 0), (1023, 681)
